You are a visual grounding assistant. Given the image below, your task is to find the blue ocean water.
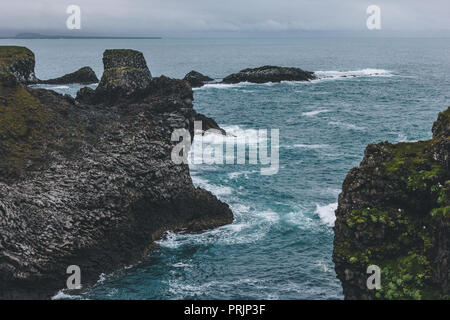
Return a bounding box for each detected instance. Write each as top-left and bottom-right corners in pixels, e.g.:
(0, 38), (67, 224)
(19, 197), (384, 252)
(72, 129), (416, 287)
(2, 38), (450, 300)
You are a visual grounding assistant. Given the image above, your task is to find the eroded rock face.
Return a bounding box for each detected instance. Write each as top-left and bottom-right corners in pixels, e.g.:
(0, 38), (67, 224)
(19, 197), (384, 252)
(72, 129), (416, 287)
(0, 46), (38, 84)
(333, 107), (450, 300)
(222, 65), (315, 84)
(183, 70), (213, 88)
(96, 49), (152, 101)
(0, 47), (233, 299)
(40, 67), (99, 85)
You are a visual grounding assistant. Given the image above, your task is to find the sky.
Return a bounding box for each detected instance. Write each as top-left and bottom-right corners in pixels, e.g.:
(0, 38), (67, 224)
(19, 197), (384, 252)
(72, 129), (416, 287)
(0, 0), (449, 37)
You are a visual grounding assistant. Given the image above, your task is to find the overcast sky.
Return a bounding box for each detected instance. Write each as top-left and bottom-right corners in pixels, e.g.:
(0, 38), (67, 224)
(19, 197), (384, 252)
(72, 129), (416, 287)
(0, 0), (449, 36)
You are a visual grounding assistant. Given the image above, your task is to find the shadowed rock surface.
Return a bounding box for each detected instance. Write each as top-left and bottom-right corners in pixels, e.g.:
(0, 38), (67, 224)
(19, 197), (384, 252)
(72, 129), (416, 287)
(222, 65), (315, 84)
(0, 46), (233, 299)
(39, 67), (99, 85)
(183, 70), (213, 88)
(333, 108), (450, 300)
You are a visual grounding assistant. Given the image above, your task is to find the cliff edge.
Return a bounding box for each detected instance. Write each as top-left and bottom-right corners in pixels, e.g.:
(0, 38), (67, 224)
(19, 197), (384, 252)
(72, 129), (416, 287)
(333, 108), (450, 300)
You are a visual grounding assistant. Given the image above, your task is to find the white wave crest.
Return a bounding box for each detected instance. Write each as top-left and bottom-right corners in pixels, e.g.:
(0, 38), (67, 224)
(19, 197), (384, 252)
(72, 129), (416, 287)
(329, 121), (366, 131)
(191, 174), (233, 196)
(314, 68), (392, 81)
(194, 82), (252, 90)
(291, 144), (330, 150)
(314, 203), (338, 227)
(302, 109), (330, 117)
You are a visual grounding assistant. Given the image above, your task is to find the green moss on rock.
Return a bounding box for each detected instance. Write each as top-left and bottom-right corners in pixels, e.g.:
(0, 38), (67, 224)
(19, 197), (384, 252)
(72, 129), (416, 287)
(333, 107), (450, 300)
(0, 82), (52, 177)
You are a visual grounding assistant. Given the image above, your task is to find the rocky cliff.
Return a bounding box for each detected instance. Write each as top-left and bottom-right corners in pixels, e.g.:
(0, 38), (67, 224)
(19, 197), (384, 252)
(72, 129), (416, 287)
(333, 108), (450, 300)
(0, 47), (233, 299)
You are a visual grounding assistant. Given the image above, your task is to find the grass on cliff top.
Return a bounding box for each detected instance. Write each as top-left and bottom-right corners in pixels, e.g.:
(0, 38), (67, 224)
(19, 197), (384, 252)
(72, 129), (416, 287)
(0, 46), (34, 69)
(0, 82), (51, 174)
(382, 139), (447, 192)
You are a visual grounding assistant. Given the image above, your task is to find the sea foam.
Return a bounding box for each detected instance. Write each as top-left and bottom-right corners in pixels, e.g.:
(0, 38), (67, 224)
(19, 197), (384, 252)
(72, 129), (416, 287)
(314, 203), (338, 227)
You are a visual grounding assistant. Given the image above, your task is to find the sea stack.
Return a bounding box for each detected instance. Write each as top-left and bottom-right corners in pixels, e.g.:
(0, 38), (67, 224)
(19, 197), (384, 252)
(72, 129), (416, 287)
(96, 49), (152, 100)
(333, 108), (450, 300)
(0, 46), (233, 299)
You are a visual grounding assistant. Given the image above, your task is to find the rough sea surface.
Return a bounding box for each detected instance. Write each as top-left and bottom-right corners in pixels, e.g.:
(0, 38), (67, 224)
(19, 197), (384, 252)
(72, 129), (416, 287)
(2, 38), (450, 299)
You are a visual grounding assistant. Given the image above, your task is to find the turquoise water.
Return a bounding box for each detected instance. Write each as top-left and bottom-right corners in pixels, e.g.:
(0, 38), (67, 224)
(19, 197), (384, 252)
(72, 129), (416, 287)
(3, 38), (450, 299)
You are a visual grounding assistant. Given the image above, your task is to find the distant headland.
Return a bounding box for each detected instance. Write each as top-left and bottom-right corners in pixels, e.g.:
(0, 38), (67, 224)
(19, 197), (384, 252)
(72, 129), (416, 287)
(0, 33), (162, 39)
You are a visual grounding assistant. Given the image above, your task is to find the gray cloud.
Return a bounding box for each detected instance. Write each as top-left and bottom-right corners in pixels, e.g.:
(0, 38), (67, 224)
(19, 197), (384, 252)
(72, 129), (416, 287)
(0, 0), (449, 36)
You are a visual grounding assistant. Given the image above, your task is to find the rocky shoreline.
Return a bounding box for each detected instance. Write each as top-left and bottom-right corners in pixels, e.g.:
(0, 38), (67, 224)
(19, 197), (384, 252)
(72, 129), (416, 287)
(333, 108), (449, 300)
(0, 46), (233, 299)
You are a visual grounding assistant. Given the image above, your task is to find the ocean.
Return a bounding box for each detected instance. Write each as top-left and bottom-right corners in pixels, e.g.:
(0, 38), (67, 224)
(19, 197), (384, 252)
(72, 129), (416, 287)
(2, 37), (450, 300)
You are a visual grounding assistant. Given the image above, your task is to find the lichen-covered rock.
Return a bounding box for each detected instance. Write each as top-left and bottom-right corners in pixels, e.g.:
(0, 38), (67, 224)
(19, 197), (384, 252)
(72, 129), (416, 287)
(183, 70), (213, 88)
(0, 46), (38, 84)
(40, 67), (98, 85)
(222, 65), (315, 84)
(0, 47), (233, 299)
(96, 49), (152, 101)
(333, 107), (450, 300)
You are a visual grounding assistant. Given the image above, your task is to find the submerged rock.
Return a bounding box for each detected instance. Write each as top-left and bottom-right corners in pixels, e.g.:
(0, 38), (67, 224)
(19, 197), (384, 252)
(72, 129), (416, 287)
(0, 46), (38, 84)
(222, 65), (315, 84)
(183, 70), (213, 88)
(39, 67), (99, 85)
(0, 47), (233, 299)
(333, 107), (450, 300)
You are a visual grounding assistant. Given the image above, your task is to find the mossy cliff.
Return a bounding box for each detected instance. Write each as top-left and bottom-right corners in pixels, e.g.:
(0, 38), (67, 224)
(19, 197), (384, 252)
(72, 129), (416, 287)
(333, 108), (450, 300)
(0, 79), (53, 179)
(0, 46), (38, 84)
(0, 47), (232, 299)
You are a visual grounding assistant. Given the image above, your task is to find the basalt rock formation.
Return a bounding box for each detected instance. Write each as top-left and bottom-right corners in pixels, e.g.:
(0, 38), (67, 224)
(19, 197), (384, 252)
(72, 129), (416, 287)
(94, 49), (153, 102)
(183, 70), (213, 88)
(39, 67), (99, 85)
(333, 108), (450, 300)
(222, 65), (315, 84)
(0, 46), (233, 299)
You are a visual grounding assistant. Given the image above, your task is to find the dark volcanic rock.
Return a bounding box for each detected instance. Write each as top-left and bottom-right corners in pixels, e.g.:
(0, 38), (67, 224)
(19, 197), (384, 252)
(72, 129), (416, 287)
(195, 113), (226, 135)
(0, 46), (38, 84)
(333, 107), (450, 300)
(184, 70), (213, 88)
(222, 65), (315, 84)
(0, 47), (233, 299)
(40, 67), (99, 85)
(95, 49), (152, 101)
